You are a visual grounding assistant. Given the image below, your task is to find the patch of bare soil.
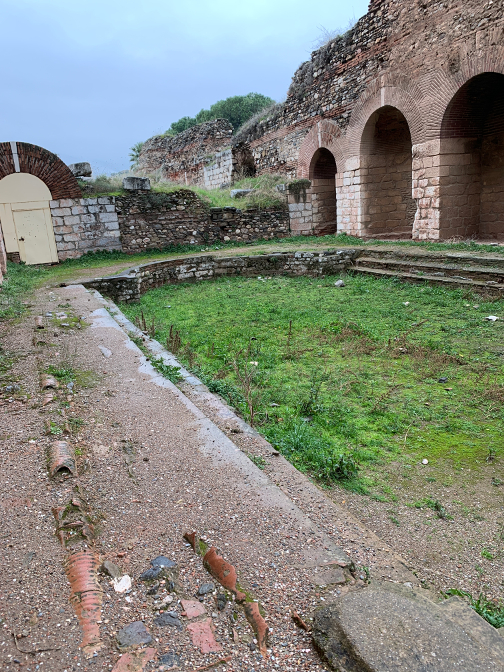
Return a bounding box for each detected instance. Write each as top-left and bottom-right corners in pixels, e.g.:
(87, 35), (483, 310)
(343, 461), (504, 602)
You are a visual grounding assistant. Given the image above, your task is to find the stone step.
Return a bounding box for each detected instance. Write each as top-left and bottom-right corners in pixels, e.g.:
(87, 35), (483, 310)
(313, 580), (504, 671)
(360, 247), (504, 270)
(355, 256), (504, 284)
(352, 264), (504, 292)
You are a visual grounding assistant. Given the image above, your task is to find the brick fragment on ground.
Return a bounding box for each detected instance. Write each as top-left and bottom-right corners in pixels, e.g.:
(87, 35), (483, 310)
(181, 599), (207, 619)
(187, 618), (223, 654)
(111, 647), (157, 672)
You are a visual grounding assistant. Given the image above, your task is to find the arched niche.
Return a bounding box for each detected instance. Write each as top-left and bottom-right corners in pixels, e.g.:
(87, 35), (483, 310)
(360, 106), (415, 238)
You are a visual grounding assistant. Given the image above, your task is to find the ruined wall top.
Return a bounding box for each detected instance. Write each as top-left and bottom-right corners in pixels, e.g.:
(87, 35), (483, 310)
(137, 119), (234, 178)
(235, 0), (504, 148)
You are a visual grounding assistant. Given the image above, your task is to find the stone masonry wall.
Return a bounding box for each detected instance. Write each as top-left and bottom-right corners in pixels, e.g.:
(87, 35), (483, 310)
(116, 191), (290, 253)
(81, 250), (360, 303)
(232, 0), (504, 240)
(50, 197), (121, 260)
(137, 119), (234, 187)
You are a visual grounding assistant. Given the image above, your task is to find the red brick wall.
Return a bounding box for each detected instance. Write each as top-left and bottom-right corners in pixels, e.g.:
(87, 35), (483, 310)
(0, 142), (81, 200)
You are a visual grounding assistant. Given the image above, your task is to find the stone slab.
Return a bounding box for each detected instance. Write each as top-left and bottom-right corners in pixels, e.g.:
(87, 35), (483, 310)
(312, 581), (504, 671)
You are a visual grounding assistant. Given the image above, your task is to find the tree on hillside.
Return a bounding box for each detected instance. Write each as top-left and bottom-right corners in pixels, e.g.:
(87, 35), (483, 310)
(129, 141), (145, 167)
(165, 92), (274, 136)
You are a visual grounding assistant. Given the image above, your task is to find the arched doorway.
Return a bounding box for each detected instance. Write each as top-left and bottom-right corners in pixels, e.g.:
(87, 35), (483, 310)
(440, 73), (504, 240)
(360, 106), (415, 238)
(309, 148), (337, 235)
(0, 173), (58, 264)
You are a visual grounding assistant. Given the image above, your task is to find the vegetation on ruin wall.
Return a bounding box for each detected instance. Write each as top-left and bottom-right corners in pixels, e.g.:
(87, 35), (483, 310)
(120, 273), (504, 493)
(78, 173), (287, 209)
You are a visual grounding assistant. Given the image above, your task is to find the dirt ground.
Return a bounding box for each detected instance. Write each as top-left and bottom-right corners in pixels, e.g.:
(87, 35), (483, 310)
(1, 283), (416, 672)
(344, 459), (504, 602)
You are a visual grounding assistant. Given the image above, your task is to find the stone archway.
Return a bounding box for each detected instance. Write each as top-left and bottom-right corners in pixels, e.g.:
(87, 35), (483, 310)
(308, 148), (338, 235)
(360, 106), (415, 238)
(0, 142), (81, 264)
(440, 72), (504, 240)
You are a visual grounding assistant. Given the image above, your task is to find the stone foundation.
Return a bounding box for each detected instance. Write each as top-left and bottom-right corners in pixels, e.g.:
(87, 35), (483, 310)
(81, 250), (359, 303)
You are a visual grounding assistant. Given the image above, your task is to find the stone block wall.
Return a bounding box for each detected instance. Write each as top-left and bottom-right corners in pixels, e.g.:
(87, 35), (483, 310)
(81, 249), (360, 303)
(231, 0), (504, 241)
(209, 206), (290, 243)
(50, 197), (121, 260)
(203, 149), (233, 189)
(115, 191), (212, 253)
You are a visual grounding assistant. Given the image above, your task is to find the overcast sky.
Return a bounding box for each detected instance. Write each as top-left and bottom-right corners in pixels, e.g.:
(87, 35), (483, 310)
(2, 0), (369, 174)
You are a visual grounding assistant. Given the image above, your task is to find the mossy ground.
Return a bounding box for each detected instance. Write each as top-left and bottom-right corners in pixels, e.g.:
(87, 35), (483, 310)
(119, 272), (503, 494)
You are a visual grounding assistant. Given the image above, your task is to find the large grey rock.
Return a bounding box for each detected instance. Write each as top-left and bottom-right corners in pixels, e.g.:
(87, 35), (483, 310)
(123, 176), (151, 191)
(116, 621), (152, 650)
(69, 162), (92, 178)
(230, 189), (253, 199)
(312, 581), (504, 671)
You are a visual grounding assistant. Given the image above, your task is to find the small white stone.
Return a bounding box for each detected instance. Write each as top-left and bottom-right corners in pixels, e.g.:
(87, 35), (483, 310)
(422, 459), (429, 465)
(113, 575), (132, 593)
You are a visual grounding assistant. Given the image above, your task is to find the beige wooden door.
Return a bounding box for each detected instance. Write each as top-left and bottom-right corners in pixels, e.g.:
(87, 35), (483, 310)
(13, 205), (58, 264)
(0, 172), (58, 264)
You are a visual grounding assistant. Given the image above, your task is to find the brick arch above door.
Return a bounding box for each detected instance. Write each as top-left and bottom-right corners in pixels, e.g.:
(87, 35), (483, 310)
(0, 142), (81, 200)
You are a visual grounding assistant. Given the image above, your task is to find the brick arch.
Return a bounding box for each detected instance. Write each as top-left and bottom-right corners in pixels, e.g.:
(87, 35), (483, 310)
(424, 46), (504, 135)
(0, 142), (81, 200)
(346, 84), (426, 149)
(297, 120), (344, 178)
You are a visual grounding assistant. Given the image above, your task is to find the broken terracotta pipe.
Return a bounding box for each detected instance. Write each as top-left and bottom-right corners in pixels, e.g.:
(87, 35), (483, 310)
(65, 551), (104, 657)
(184, 532), (269, 658)
(202, 546), (246, 603)
(42, 391), (55, 406)
(48, 441), (76, 478)
(40, 374), (59, 390)
(244, 602), (269, 657)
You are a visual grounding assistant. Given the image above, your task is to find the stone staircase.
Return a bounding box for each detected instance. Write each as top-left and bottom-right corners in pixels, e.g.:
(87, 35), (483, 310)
(352, 247), (504, 293)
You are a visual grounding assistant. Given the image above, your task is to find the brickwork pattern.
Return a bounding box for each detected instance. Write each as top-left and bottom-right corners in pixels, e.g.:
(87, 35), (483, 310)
(233, 0), (504, 240)
(50, 197), (121, 260)
(0, 142), (81, 200)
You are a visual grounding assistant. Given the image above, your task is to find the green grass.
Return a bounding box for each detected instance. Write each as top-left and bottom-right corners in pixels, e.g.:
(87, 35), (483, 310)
(119, 272), (504, 489)
(444, 589), (504, 629)
(79, 173), (287, 209)
(0, 262), (46, 321)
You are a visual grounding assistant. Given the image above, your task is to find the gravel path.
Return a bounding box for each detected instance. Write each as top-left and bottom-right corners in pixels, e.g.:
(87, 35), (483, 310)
(0, 284), (418, 672)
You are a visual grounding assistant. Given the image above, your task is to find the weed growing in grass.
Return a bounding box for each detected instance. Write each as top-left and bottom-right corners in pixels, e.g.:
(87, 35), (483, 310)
(444, 589), (504, 629)
(248, 454), (267, 470)
(413, 497), (450, 519)
(150, 357), (183, 384)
